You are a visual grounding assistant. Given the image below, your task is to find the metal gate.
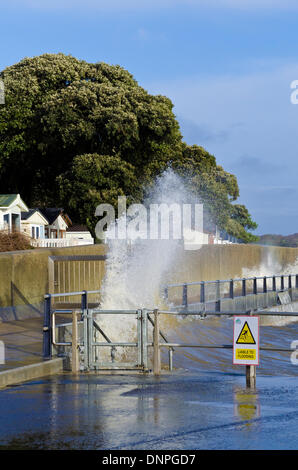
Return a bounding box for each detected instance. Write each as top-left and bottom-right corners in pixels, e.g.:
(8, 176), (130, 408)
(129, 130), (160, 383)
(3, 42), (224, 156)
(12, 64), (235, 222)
(45, 291), (173, 372)
(82, 309), (149, 371)
(48, 255), (106, 307)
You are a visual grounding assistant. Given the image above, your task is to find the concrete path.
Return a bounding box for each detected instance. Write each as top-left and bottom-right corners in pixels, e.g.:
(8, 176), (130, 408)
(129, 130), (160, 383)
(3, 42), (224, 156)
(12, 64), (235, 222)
(0, 371), (298, 450)
(0, 317), (43, 371)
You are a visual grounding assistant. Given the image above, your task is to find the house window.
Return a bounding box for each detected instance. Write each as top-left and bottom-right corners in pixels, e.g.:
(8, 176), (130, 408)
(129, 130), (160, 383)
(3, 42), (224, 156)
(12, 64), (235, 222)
(31, 225), (40, 239)
(3, 214), (10, 228)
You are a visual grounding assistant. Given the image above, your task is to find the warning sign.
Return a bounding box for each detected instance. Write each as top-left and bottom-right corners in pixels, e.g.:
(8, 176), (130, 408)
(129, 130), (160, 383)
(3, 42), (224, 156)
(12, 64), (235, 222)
(233, 316), (259, 366)
(236, 321), (256, 345)
(235, 349), (256, 361)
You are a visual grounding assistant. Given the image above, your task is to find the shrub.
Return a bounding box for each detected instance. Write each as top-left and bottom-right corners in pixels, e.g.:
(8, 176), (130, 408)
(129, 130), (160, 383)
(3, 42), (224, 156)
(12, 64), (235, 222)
(0, 230), (32, 252)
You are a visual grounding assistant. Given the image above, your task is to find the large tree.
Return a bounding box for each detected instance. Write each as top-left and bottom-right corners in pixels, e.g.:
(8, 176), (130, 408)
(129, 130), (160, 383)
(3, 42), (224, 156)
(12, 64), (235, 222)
(0, 53), (257, 241)
(0, 53), (181, 203)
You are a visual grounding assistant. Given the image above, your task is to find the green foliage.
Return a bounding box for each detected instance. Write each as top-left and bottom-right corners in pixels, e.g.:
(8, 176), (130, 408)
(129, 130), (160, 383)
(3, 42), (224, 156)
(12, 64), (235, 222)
(171, 144), (240, 230)
(230, 204), (258, 231)
(224, 218), (259, 243)
(0, 53), (257, 242)
(57, 153), (141, 233)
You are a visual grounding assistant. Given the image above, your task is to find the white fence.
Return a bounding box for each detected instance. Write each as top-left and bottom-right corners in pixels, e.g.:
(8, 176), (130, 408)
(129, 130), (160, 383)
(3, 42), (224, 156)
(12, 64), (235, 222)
(31, 238), (94, 248)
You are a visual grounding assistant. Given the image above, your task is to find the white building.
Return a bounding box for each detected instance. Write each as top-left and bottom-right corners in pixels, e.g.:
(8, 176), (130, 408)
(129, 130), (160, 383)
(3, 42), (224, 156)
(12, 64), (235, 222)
(66, 224), (94, 245)
(21, 209), (49, 239)
(0, 194), (29, 231)
(38, 208), (71, 239)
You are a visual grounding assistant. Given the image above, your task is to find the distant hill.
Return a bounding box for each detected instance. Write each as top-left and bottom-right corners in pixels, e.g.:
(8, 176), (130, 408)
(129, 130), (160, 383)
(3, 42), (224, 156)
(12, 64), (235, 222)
(257, 233), (298, 247)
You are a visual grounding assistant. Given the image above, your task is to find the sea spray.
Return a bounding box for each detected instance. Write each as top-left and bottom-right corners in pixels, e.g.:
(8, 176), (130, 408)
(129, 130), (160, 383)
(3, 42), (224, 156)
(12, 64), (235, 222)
(95, 169), (203, 362)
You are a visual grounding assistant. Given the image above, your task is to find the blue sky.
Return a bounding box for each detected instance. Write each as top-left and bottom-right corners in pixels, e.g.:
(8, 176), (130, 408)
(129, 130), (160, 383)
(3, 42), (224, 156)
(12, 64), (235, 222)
(1, 0), (298, 235)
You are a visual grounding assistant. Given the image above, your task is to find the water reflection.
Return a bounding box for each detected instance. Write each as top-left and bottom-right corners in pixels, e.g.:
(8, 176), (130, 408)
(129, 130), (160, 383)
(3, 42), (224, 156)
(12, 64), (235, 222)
(233, 387), (260, 425)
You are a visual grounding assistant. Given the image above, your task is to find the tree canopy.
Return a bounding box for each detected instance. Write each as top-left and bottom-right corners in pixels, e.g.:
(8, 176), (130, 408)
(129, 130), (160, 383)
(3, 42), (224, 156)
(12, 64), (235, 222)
(0, 53), (258, 241)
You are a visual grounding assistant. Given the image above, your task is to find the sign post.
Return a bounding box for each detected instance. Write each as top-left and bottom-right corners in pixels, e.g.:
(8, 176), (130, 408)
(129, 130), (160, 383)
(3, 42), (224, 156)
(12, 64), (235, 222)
(233, 315), (259, 388)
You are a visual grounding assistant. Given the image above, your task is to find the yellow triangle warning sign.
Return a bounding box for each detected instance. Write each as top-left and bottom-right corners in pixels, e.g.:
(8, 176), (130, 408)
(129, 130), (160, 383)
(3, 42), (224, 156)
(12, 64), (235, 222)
(236, 321), (256, 345)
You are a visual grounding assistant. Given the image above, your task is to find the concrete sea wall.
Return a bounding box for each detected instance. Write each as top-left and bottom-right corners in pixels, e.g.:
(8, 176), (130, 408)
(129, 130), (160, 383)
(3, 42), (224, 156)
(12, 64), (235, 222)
(170, 244), (298, 284)
(0, 243), (297, 321)
(0, 244), (107, 321)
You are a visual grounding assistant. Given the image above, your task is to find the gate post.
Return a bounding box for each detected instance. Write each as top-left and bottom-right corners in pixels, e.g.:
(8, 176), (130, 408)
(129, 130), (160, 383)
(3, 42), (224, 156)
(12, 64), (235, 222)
(141, 309), (148, 371)
(43, 294), (52, 359)
(72, 311), (80, 373)
(137, 309), (142, 367)
(229, 279), (234, 299)
(182, 284), (188, 309)
(88, 309), (93, 369)
(83, 309), (89, 370)
(81, 290), (88, 313)
(153, 309), (161, 376)
(246, 310), (256, 388)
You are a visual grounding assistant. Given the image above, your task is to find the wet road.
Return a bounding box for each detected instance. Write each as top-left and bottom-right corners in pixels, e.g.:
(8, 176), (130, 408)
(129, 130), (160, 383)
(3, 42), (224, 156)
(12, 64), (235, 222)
(1, 370), (298, 450)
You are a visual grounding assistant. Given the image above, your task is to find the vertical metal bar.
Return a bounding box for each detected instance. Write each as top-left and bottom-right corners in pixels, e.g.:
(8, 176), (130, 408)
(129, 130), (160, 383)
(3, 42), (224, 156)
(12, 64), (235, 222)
(242, 279), (246, 297)
(88, 262), (91, 290)
(272, 276), (276, 292)
(289, 275), (292, 289)
(78, 261), (81, 292)
(296, 274), (298, 289)
(253, 277), (257, 295)
(48, 257), (55, 294)
(182, 283), (188, 309)
(281, 275), (284, 291)
(68, 262), (71, 302)
(169, 349), (173, 372)
(57, 262), (60, 295)
(83, 309), (89, 370)
(216, 280), (220, 300)
(72, 311), (79, 373)
(43, 294), (52, 359)
(88, 309), (93, 369)
(229, 279), (234, 299)
(83, 261), (87, 289)
(73, 261), (76, 294)
(141, 309), (148, 370)
(137, 310), (142, 367)
(200, 281), (205, 304)
(215, 280), (221, 312)
(263, 276), (267, 293)
(63, 262), (66, 303)
(153, 309), (160, 376)
(81, 290), (88, 313)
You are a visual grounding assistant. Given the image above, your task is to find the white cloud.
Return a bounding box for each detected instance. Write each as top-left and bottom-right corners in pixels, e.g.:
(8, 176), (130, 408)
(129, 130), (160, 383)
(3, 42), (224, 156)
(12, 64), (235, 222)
(144, 60), (298, 233)
(145, 60), (298, 165)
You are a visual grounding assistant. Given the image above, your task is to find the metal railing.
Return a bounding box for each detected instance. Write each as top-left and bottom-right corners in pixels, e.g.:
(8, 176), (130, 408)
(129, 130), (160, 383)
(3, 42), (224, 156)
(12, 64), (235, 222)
(43, 282), (298, 385)
(43, 289), (100, 358)
(163, 274), (298, 310)
(43, 291), (174, 370)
